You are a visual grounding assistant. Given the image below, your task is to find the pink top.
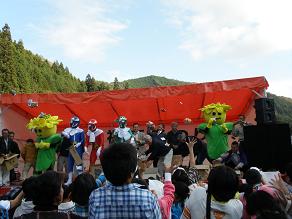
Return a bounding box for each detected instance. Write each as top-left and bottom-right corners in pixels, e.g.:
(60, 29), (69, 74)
(240, 184), (276, 219)
(158, 173), (175, 219)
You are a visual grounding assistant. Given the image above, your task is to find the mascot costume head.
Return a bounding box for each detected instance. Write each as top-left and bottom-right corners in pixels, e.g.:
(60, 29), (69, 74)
(200, 103), (232, 126)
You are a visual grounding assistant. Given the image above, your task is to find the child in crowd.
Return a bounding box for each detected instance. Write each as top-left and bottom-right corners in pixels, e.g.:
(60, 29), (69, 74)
(157, 167), (175, 219)
(14, 171), (83, 219)
(246, 190), (288, 219)
(132, 166), (175, 219)
(89, 142), (161, 218)
(13, 176), (36, 218)
(58, 184), (75, 213)
(240, 168), (276, 219)
(171, 181), (190, 219)
(181, 165), (243, 219)
(71, 172), (97, 218)
(21, 139), (36, 179)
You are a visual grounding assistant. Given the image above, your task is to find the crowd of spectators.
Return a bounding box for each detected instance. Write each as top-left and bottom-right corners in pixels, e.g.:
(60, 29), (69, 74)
(0, 120), (292, 218)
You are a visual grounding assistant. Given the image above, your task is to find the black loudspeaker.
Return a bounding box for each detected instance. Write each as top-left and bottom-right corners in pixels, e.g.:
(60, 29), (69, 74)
(243, 124), (292, 171)
(254, 98), (276, 124)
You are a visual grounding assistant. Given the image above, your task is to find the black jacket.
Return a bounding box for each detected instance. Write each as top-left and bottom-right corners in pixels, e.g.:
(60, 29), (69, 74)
(0, 137), (20, 155)
(146, 136), (171, 161)
(58, 137), (71, 157)
(157, 131), (167, 142)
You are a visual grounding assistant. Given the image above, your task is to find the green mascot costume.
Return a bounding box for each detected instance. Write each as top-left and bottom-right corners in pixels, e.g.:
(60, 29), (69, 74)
(27, 113), (62, 173)
(198, 103), (233, 160)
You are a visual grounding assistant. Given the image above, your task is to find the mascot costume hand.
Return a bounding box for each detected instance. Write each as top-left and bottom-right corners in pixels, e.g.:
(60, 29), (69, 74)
(27, 113), (62, 173)
(198, 103), (233, 160)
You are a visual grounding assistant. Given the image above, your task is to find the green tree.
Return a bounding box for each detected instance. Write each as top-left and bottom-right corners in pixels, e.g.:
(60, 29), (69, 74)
(96, 81), (110, 91)
(0, 24), (19, 93)
(85, 74), (96, 92)
(123, 81), (129, 89)
(113, 77), (120, 90)
(13, 42), (31, 93)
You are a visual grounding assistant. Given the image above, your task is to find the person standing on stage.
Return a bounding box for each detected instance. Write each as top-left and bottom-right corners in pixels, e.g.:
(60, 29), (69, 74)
(85, 119), (104, 178)
(0, 128), (19, 185)
(63, 116), (85, 185)
(56, 133), (71, 174)
(112, 116), (134, 144)
(167, 122), (180, 151)
(232, 115), (250, 148)
(144, 135), (171, 178)
(157, 123), (167, 142)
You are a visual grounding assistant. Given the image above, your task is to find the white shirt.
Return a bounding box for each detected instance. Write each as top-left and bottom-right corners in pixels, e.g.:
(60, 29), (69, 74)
(13, 200), (34, 218)
(181, 187), (243, 219)
(58, 201), (75, 213)
(0, 200), (10, 210)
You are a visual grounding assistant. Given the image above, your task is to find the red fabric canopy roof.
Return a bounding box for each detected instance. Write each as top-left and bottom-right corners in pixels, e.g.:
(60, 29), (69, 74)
(0, 76), (268, 128)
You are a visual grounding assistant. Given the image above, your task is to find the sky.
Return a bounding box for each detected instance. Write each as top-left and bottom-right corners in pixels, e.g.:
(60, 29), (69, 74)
(1, 0), (292, 97)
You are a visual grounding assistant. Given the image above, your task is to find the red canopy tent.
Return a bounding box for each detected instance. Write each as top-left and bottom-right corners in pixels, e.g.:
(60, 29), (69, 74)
(0, 76), (268, 144)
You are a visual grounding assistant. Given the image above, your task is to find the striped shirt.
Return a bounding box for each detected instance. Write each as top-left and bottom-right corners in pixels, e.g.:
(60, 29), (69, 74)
(89, 183), (162, 219)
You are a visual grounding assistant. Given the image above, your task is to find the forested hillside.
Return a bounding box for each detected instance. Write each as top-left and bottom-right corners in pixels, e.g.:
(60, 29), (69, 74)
(0, 24), (86, 93)
(268, 93), (292, 130)
(123, 75), (188, 88)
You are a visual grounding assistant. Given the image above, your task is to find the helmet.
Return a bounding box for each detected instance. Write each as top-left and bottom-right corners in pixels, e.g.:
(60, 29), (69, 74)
(118, 116), (127, 128)
(88, 119), (97, 132)
(70, 116), (80, 129)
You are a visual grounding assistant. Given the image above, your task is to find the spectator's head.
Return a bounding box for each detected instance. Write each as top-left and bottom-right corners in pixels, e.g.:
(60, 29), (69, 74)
(146, 121), (156, 134)
(231, 141), (239, 153)
(32, 171), (65, 207)
(173, 181), (189, 204)
(133, 123), (139, 133)
(206, 166), (239, 219)
(242, 168), (262, 198)
(207, 165), (239, 202)
(157, 124), (165, 132)
(244, 168), (262, 186)
(62, 184), (72, 202)
(22, 176), (37, 201)
(1, 128), (9, 139)
(246, 190), (286, 218)
(71, 173), (97, 206)
(171, 122), (178, 131)
(177, 130), (188, 143)
(101, 143), (138, 186)
(8, 131), (15, 140)
(172, 167), (191, 186)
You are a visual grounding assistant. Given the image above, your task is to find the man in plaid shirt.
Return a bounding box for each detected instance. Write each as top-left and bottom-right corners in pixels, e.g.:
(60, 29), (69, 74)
(89, 142), (161, 219)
